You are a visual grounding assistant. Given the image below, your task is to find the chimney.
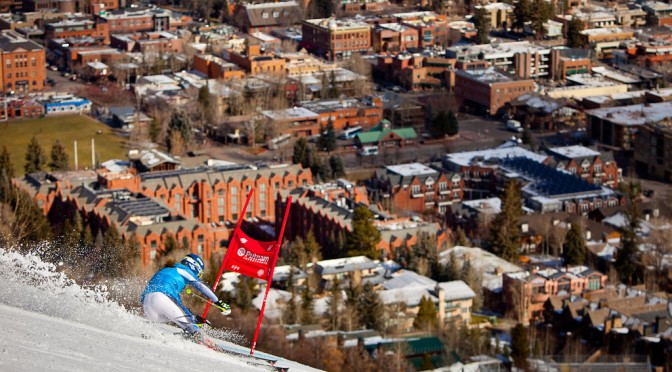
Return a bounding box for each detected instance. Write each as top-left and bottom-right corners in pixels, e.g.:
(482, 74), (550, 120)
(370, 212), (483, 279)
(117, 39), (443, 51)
(495, 266), (503, 276)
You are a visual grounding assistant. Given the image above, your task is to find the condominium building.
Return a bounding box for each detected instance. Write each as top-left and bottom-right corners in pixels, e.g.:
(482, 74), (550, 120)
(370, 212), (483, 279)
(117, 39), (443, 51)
(446, 41), (551, 80)
(302, 18), (371, 60)
(454, 67), (535, 115)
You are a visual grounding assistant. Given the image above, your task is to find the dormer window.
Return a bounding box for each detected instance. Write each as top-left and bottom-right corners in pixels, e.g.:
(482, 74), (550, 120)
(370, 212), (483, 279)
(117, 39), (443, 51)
(273, 11), (279, 17)
(262, 12), (269, 19)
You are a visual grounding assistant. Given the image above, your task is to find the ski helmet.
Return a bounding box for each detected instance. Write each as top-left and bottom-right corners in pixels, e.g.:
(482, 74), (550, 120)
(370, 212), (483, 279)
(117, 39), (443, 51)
(181, 253), (205, 277)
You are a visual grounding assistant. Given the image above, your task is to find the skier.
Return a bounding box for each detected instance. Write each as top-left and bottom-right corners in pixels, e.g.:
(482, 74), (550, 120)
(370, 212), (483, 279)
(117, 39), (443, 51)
(141, 253), (231, 335)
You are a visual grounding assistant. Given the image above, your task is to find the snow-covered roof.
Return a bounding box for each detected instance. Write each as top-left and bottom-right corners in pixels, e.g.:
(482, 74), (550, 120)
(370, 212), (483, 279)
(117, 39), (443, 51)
(436, 280), (476, 301)
(444, 145), (547, 168)
(462, 198), (502, 214)
(585, 101), (672, 126)
(548, 145), (601, 159)
(382, 269), (436, 290)
(379, 285), (435, 307)
(385, 163), (438, 177)
(438, 247), (522, 291)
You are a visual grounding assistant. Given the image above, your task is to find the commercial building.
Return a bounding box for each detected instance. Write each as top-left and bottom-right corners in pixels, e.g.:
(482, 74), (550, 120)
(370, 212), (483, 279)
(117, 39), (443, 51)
(262, 107), (319, 137)
(634, 120), (672, 182)
(371, 23), (418, 53)
(192, 54), (245, 81)
(454, 67), (535, 116)
(585, 101), (672, 150)
(223, 44), (286, 77)
(96, 7), (191, 34)
(446, 41), (551, 80)
(473, 2), (514, 29)
(550, 48), (591, 82)
(44, 18), (110, 44)
(302, 18), (371, 60)
(299, 96), (383, 132)
(0, 30), (46, 93)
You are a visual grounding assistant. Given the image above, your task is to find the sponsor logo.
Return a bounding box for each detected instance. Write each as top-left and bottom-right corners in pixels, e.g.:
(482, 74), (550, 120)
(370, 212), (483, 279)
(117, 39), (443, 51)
(235, 248), (270, 265)
(265, 244), (274, 252)
(257, 269), (264, 277)
(240, 237), (248, 244)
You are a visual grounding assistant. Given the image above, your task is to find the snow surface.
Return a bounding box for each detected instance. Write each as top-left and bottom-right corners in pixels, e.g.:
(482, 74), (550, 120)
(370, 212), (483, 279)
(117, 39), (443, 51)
(0, 248), (319, 372)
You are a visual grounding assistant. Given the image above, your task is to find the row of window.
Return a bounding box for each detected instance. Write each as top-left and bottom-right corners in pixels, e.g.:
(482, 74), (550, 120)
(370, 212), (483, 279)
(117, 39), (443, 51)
(6, 71), (37, 78)
(5, 58), (37, 69)
(410, 182), (459, 194)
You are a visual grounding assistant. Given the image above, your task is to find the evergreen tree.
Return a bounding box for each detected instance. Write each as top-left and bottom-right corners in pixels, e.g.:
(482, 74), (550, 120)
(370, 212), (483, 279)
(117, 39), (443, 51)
(324, 119), (336, 152)
(101, 224), (126, 277)
(513, 0), (532, 32)
(197, 85), (213, 124)
(475, 7), (491, 45)
(487, 180), (522, 262)
(24, 136), (47, 174)
(343, 283), (361, 331)
(300, 285), (314, 324)
(447, 111), (459, 136)
(309, 151), (330, 182)
(284, 268), (298, 324)
(61, 213), (83, 266)
(616, 190), (641, 285)
(432, 111), (449, 137)
(566, 17), (586, 48)
(357, 282), (384, 332)
(445, 251), (461, 282)
(166, 111), (192, 153)
(0, 146), (14, 201)
(510, 323), (529, 370)
(345, 206), (381, 259)
(49, 140), (69, 171)
(292, 137), (310, 168)
(329, 156), (346, 179)
(410, 231), (437, 277)
(413, 296), (437, 332)
(563, 222), (586, 266)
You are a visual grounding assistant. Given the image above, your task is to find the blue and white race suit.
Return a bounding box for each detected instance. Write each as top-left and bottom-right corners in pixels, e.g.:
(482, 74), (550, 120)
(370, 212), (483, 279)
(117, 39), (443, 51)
(141, 263), (219, 334)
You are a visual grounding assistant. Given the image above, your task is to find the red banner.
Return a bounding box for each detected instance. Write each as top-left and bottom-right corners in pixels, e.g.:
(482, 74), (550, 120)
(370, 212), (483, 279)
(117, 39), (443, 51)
(223, 228), (278, 281)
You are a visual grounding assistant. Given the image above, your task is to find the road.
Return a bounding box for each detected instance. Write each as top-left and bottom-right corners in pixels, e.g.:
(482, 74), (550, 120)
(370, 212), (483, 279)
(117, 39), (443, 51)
(202, 116), (519, 173)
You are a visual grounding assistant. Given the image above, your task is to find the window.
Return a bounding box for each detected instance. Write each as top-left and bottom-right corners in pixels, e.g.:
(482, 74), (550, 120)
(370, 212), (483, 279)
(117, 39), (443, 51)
(411, 185), (420, 195)
(588, 278), (601, 290)
(288, 181), (294, 188)
(262, 12), (269, 19)
(439, 182), (447, 191)
(174, 193), (182, 210)
(218, 197), (224, 206)
(273, 11), (279, 17)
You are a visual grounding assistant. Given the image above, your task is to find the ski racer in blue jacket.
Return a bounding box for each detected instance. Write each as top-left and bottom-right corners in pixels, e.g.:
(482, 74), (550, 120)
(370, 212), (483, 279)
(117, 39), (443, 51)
(141, 253), (230, 334)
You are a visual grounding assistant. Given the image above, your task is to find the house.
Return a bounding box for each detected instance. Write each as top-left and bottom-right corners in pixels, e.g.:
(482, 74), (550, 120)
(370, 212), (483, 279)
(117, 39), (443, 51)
(314, 256), (379, 290)
(503, 266), (608, 322)
(355, 120), (417, 150)
(108, 106), (152, 130)
(42, 94), (92, 116)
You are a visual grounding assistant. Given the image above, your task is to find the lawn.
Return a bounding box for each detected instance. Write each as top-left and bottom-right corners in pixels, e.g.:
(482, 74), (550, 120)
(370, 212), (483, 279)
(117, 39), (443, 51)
(0, 115), (127, 176)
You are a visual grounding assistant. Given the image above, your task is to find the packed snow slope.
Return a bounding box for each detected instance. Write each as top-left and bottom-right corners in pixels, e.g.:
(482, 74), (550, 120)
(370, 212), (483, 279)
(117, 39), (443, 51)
(0, 248), (319, 372)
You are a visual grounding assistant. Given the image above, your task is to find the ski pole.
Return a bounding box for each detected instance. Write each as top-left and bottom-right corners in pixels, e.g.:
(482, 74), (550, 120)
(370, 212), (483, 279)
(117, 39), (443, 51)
(185, 289), (228, 312)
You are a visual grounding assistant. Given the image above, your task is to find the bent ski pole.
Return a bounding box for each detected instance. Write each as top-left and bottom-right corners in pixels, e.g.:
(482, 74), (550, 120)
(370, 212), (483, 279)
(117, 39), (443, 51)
(186, 289), (228, 312)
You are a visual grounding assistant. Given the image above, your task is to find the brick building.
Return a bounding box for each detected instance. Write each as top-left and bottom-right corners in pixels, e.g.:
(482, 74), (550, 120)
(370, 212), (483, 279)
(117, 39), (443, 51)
(0, 30), (46, 94)
(193, 54), (245, 81)
(24, 0), (75, 12)
(233, 1), (302, 33)
(14, 161), (312, 266)
(44, 18), (110, 44)
(224, 44), (286, 77)
(544, 145), (622, 188)
(278, 185), (449, 259)
(550, 48), (591, 82)
(454, 67), (535, 116)
(97, 7), (191, 34)
(366, 163), (464, 215)
(371, 23), (418, 53)
(299, 96), (383, 132)
(109, 31), (185, 54)
(302, 18), (371, 61)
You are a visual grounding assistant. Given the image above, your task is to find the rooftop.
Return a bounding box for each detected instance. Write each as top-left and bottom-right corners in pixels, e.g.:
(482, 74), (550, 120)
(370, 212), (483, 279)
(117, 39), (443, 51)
(444, 145), (547, 168)
(385, 163), (437, 177)
(585, 101), (672, 126)
(547, 145), (601, 159)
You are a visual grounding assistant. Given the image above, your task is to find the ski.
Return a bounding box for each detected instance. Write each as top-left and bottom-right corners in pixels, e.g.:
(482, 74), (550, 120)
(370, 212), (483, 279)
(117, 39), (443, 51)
(200, 334), (290, 371)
